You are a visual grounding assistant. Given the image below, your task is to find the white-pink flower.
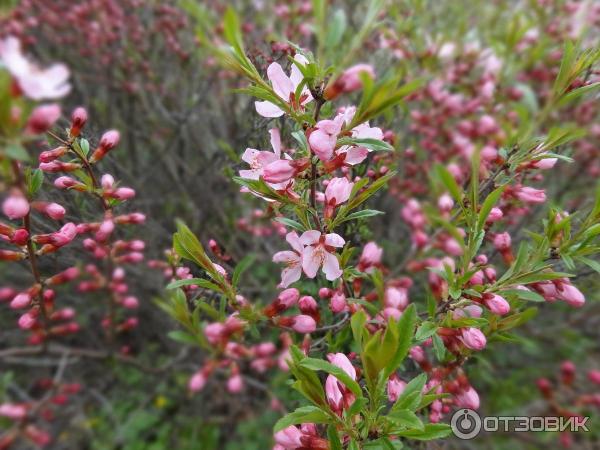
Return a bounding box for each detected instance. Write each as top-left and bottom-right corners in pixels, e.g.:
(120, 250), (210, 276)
(0, 36), (70, 100)
(239, 128), (282, 181)
(300, 230), (345, 281)
(324, 177), (354, 206)
(272, 232), (304, 288)
(255, 54), (312, 118)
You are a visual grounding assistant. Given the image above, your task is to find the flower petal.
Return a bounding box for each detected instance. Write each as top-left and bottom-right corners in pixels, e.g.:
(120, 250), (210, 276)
(300, 230), (321, 246)
(323, 252), (342, 280)
(255, 101), (284, 118)
(325, 233), (345, 247)
(267, 62), (294, 100)
(302, 245), (322, 278)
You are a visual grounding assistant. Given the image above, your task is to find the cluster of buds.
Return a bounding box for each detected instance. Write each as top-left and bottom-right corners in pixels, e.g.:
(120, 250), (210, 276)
(0, 380), (81, 449)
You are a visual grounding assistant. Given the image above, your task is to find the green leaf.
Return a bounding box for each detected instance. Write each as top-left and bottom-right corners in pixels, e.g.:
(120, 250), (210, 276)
(273, 217), (305, 232)
(337, 137), (393, 152)
(434, 164), (462, 204)
(350, 310), (368, 350)
(340, 209), (385, 223)
(392, 373), (427, 412)
(167, 330), (199, 345)
(166, 278), (221, 292)
(232, 254), (255, 287)
(477, 186), (505, 230)
(27, 169), (44, 196)
(394, 423), (452, 440)
(327, 424), (343, 450)
(299, 358), (363, 398)
(415, 321), (438, 342)
(383, 304), (417, 379)
(325, 9), (346, 49)
(432, 334), (446, 361)
(5, 143), (29, 161)
(387, 409), (424, 430)
(273, 406), (331, 432)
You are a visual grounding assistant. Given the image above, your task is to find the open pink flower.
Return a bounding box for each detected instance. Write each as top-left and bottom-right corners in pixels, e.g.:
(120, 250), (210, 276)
(0, 36), (70, 100)
(239, 128), (282, 181)
(273, 232), (304, 288)
(300, 230), (344, 280)
(255, 54), (312, 117)
(309, 118), (344, 161)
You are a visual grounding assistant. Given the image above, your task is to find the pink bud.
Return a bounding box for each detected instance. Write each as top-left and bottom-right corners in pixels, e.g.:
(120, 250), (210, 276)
(100, 130), (120, 150)
(188, 371), (207, 392)
(387, 376), (407, 403)
(493, 232), (511, 251)
(10, 292), (31, 309)
(45, 203), (65, 220)
(455, 387), (480, 409)
(70, 107), (87, 136)
(101, 174), (115, 189)
(226, 374), (244, 393)
(113, 187), (136, 200)
(484, 293), (510, 315)
(26, 104), (61, 134)
(278, 288), (300, 308)
(330, 292), (347, 313)
(460, 327), (486, 351)
(291, 315), (316, 333)
(122, 296), (139, 309)
(2, 196), (30, 220)
(18, 311), (37, 329)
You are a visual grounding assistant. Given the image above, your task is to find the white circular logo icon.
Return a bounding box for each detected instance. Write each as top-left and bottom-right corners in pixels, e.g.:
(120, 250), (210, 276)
(451, 408), (482, 440)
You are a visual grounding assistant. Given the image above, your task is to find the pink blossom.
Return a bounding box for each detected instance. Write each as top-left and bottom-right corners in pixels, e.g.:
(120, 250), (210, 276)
(483, 293), (510, 315)
(274, 426), (303, 449)
(273, 232), (304, 288)
(255, 54), (312, 117)
(10, 292), (31, 309)
(291, 315), (316, 333)
(0, 403), (27, 420)
(324, 177), (354, 206)
(263, 159), (296, 184)
(558, 282), (585, 307)
(325, 353), (356, 412)
(455, 387), (480, 409)
(2, 195), (30, 220)
(45, 203), (66, 220)
(0, 36), (70, 100)
(330, 291), (348, 313)
(358, 241), (383, 273)
(70, 107), (87, 136)
(300, 230), (344, 281)
(188, 371), (207, 392)
(227, 374), (244, 393)
(240, 128), (282, 183)
(460, 327), (487, 351)
(387, 376), (407, 403)
(493, 232), (511, 251)
(515, 186), (546, 204)
(336, 64), (375, 93)
(309, 118), (343, 161)
(18, 311), (37, 329)
(384, 287), (408, 310)
(325, 64), (375, 99)
(26, 104), (61, 134)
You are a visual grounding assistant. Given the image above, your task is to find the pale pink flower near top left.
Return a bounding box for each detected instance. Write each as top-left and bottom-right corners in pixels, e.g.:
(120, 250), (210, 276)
(0, 36), (70, 100)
